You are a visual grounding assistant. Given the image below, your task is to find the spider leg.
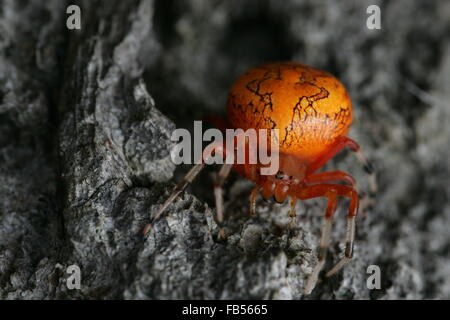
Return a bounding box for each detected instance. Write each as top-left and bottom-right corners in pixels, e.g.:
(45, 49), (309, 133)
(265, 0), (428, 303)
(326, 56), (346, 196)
(299, 170), (355, 243)
(249, 187), (258, 217)
(304, 170), (356, 187)
(289, 196), (298, 227)
(325, 215), (355, 278)
(350, 141), (377, 213)
(214, 163), (233, 239)
(302, 188), (338, 295)
(297, 183), (359, 294)
(306, 136), (376, 214)
(143, 142), (226, 236)
(303, 171), (358, 272)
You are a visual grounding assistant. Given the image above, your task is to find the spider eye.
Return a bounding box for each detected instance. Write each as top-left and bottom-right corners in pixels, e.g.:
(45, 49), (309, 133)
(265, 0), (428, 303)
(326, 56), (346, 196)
(276, 171), (286, 179)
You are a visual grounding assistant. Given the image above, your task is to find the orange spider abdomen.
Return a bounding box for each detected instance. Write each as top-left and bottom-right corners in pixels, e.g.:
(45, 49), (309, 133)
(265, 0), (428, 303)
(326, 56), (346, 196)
(227, 62), (353, 163)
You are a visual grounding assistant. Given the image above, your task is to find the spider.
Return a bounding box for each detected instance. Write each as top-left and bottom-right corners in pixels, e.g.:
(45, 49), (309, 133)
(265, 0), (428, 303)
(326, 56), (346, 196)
(144, 62), (377, 294)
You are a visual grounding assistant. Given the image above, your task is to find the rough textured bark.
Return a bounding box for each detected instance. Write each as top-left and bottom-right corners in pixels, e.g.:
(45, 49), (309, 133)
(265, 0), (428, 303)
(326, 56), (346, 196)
(0, 0), (449, 299)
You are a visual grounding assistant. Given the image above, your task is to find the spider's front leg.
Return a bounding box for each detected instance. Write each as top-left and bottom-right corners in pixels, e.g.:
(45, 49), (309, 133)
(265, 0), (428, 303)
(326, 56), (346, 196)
(304, 170), (356, 187)
(213, 163), (233, 240)
(297, 183), (359, 294)
(307, 136), (377, 214)
(144, 142), (229, 236)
